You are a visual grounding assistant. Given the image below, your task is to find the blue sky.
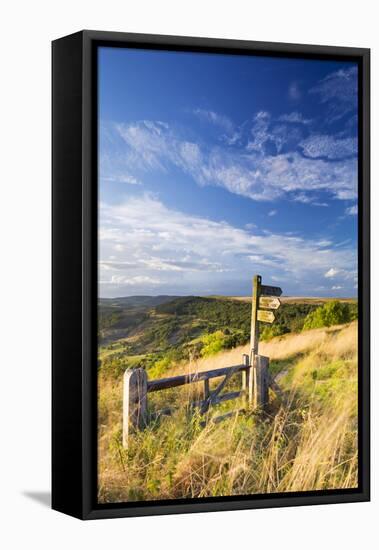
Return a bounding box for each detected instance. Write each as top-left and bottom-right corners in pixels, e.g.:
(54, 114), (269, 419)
(98, 47), (358, 298)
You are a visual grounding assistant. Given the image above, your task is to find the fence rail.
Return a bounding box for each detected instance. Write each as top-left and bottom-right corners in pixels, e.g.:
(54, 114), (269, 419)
(147, 363), (248, 392)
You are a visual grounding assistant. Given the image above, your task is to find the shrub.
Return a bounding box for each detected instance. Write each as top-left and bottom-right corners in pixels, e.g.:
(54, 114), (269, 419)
(223, 330), (249, 348)
(200, 331), (226, 357)
(148, 356), (171, 378)
(100, 356), (128, 379)
(303, 300), (351, 331)
(349, 302), (358, 321)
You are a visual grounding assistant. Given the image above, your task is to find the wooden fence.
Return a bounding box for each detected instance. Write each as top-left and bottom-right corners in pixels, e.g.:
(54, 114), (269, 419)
(123, 274), (282, 447)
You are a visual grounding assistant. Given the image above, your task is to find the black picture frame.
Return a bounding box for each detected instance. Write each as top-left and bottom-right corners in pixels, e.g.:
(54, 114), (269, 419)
(52, 30), (370, 520)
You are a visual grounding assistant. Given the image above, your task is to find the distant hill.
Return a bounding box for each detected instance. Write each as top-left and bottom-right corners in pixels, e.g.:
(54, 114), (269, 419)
(99, 295), (180, 309)
(228, 296), (357, 304)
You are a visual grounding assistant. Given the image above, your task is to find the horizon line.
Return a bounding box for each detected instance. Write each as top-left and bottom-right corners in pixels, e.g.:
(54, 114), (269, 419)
(98, 293), (357, 300)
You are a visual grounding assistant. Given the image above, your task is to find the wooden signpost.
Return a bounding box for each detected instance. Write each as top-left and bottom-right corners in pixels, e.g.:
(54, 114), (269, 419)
(260, 284), (282, 297)
(259, 296), (281, 310)
(249, 274), (282, 408)
(257, 310), (275, 323)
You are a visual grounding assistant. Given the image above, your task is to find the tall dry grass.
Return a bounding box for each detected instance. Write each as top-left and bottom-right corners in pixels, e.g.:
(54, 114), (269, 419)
(98, 322), (358, 503)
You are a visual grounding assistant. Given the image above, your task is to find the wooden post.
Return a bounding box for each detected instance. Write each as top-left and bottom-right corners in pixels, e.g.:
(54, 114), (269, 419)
(250, 275), (261, 357)
(242, 353), (249, 407)
(249, 275), (261, 405)
(123, 368), (148, 448)
(248, 355), (255, 406)
(253, 355), (269, 409)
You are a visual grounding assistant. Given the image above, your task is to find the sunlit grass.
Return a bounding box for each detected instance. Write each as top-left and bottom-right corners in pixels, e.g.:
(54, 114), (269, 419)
(98, 321), (358, 503)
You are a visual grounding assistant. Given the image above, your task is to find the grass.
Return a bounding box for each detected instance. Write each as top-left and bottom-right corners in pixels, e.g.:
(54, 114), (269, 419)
(98, 321), (358, 503)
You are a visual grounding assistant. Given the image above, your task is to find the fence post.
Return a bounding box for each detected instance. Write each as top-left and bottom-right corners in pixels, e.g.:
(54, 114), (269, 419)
(123, 368), (148, 448)
(250, 275), (261, 359)
(254, 355), (269, 409)
(242, 353), (250, 407)
(249, 275), (262, 405)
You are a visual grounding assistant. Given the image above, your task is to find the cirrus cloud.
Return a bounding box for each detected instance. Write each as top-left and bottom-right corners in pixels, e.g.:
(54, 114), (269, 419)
(310, 65), (358, 122)
(300, 134), (357, 159)
(111, 119), (357, 203)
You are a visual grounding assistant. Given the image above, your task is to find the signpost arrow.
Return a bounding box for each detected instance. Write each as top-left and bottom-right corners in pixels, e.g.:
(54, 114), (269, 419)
(257, 310), (275, 323)
(259, 296), (281, 310)
(260, 284), (282, 297)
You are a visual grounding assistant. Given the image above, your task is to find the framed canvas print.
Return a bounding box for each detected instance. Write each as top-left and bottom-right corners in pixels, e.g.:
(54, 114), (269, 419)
(52, 30), (370, 519)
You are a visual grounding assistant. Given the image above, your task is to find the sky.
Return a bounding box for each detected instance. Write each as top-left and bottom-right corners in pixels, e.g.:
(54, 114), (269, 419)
(98, 47), (358, 298)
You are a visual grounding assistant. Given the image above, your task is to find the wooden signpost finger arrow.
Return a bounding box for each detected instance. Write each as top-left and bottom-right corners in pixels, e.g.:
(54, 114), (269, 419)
(260, 284), (282, 297)
(259, 296), (281, 310)
(257, 310), (275, 323)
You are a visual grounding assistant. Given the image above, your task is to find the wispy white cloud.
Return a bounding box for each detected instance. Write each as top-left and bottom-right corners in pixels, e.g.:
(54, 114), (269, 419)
(99, 194), (357, 296)
(292, 192), (328, 207)
(102, 174), (142, 185)
(193, 108), (234, 132)
(103, 275), (161, 286)
(246, 111), (272, 153)
(300, 134), (357, 159)
(204, 149), (357, 201)
(246, 112), (303, 154)
(325, 267), (339, 278)
(326, 267), (357, 283)
(278, 111), (312, 124)
(116, 120), (174, 171)
(113, 119), (357, 203)
(268, 209), (277, 217)
(310, 66), (358, 121)
(270, 124), (303, 153)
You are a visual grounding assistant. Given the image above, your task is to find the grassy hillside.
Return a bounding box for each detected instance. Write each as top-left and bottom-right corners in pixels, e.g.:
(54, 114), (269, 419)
(98, 318), (358, 503)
